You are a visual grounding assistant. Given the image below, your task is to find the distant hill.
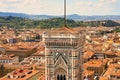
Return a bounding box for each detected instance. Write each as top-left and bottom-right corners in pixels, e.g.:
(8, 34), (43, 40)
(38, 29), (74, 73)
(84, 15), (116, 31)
(0, 16), (81, 29)
(0, 12), (29, 18)
(0, 16), (120, 29)
(0, 12), (120, 21)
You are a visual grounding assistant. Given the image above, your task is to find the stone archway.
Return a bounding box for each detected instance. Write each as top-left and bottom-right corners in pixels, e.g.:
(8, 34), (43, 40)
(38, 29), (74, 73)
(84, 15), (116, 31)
(55, 68), (67, 80)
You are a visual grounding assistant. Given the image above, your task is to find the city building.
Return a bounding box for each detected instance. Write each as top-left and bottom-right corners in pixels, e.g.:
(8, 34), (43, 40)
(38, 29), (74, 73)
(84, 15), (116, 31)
(103, 63), (120, 80)
(4, 43), (37, 61)
(0, 54), (19, 64)
(83, 59), (108, 76)
(0, 69), (41, 80)
(83, 70), (94, 80)
(83, 50), (94, 63)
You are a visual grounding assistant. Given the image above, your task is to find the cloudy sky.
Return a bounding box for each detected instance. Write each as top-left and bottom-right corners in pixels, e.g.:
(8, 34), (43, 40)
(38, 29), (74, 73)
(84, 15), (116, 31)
(0, 0), (120, 15)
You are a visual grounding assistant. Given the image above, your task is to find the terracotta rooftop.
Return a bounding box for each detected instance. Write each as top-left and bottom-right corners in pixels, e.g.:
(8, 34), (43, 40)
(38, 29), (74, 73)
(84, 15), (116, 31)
(0, 69), (40, 80)
(39, 75), (45, 80)
(83, 50), (94, 59)
(115, 51), (120, 56)
(48, 27), (78, 34)
(105, 50), (115, 55)
(84, 59), (108, 68)
(99, 77), (108, 80)
(0, 54), (17, 60)
(83, 70), (94, 77)
(103, 63), (120, 79)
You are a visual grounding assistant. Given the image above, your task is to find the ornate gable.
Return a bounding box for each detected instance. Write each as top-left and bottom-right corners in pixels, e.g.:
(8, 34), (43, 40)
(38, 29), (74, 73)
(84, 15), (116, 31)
(54, 53), (69, 70)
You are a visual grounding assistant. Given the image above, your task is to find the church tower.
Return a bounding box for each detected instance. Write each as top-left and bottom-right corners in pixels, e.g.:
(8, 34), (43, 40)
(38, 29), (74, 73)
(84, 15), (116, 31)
(43, 27), (84, 80)
(43, 0), (84, 80)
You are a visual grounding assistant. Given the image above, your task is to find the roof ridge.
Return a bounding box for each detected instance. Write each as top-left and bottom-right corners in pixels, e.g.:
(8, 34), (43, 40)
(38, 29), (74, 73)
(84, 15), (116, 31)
(60, 26), (78, 33)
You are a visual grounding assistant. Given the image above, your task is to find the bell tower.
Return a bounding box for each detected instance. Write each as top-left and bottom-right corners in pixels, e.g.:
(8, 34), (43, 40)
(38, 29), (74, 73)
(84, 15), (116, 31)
(43, 0), (84, 80)
(43, 27), (84, 80)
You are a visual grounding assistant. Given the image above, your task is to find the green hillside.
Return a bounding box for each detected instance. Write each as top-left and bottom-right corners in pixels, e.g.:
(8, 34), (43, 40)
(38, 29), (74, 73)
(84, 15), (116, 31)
(0, 16), (119, 29)
(0, 16), (85, 29)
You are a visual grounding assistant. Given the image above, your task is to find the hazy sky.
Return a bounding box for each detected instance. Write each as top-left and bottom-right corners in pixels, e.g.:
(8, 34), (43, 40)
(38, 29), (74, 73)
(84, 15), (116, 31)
(0, 0), (120, 15)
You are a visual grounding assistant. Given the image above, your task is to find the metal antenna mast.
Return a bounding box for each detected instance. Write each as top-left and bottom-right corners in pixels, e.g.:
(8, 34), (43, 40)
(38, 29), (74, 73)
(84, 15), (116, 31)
(64, 0), (67, 27)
